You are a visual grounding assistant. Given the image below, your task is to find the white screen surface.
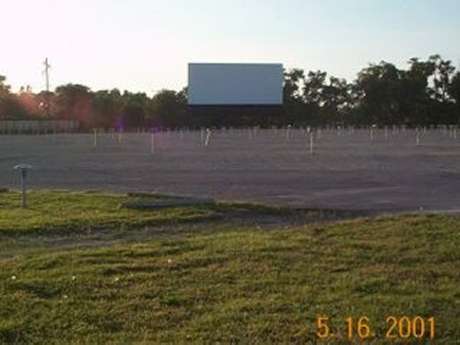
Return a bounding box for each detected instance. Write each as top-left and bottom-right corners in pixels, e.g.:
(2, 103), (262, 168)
(188, 63), (283, 105)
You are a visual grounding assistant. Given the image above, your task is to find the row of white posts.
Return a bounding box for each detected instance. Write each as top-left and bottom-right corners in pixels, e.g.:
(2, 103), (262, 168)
(88, 125), (458, 155)
(91, 127), (317, 155)
(91, 128), (213, 153)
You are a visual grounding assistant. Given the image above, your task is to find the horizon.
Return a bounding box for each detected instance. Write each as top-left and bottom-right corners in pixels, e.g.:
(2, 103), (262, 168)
(1, 0), (459, 95)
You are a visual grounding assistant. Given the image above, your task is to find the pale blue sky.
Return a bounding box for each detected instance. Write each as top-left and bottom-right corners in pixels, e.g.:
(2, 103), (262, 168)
(2, 0), (459, 94)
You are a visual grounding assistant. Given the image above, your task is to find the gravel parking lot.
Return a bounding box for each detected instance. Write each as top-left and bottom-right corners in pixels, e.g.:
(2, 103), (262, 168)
(1, 128), (460, 212)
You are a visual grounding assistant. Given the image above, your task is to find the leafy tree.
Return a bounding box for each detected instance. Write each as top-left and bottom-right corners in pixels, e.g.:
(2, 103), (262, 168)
(54, 84), (93, 126)
(283, 68), (306, 124)
(428, 55), (455, 102)
(283, 69), (305, 102)
(0, 75), (10, 95)
(148, 89), (187, 127)
(0, 75), (11, 119)
(303, 70), (327, 105)
(92, 89), (122, 128)
(399, 58), (436, 125)
(36, 91), (56, 118)
(355, 62), (405, 125)
(448, 72), (460, 123)
(17, 86), (40, 117)
(0, 75), (31, 120)
(427, 55), (457, 124)
(449, 72), (460, 103)
(120, 91), (149, 128)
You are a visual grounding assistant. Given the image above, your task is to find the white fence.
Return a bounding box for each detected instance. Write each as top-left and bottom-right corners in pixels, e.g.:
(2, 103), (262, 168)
(0, 120), (80, 134)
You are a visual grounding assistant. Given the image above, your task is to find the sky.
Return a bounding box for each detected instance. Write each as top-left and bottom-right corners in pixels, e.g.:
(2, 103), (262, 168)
(1, 0), (459, 94)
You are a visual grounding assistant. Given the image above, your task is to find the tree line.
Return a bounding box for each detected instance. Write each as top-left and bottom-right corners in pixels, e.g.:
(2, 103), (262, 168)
(1, 54), (459, 129)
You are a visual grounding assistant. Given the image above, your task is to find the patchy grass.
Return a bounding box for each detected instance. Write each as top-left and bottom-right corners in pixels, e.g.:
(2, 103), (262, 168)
(0, 190), (225, 235)
(0, 210), (458, 344)
(0, 190), (354, 237)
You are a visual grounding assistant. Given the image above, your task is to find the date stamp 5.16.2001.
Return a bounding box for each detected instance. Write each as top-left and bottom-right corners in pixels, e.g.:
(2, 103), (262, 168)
(314, 316), (435, 341)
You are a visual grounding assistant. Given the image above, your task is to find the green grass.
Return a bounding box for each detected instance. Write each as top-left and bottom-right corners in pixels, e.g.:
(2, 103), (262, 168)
(0, 190), (225, 235)
(0, 190), (356, 236)
(0, 191), (459, 344)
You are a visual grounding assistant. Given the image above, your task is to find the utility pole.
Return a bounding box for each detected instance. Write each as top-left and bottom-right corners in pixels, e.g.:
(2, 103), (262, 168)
(43, 58), (51, 117)
(43, 58), (50, 92)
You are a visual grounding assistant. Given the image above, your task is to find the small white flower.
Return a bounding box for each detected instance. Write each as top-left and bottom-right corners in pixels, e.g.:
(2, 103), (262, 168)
(167, 259), (172, 264)
(72, 275), (76, 281)
(63, 294), (68, 299)
(114, 277), (120, 282)
(11, 275), (16, 280)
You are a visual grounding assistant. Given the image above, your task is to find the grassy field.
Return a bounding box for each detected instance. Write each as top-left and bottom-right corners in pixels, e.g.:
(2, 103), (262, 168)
(0, 190), (459, 344)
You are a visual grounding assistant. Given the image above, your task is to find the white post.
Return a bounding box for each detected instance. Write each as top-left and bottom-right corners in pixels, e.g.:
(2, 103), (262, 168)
(309, 132), (314, 155)
(150, 132), (155, 154)
(93, 128), (98, 148)
(20, 170), (27, 208)
(286, 125), (291, 141)
(204, 128), (211, 147)
(416, 129), (420, 146)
